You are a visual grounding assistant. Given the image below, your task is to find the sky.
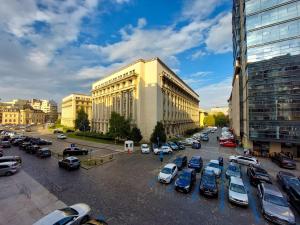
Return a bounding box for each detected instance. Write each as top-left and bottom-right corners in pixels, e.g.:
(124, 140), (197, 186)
(0, 0), (233, 110)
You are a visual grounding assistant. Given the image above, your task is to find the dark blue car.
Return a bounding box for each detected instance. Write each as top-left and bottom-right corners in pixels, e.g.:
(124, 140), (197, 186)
(188, 156), (203, 172)
(174, 168), (196, 193)
(199, 169), (218, 197)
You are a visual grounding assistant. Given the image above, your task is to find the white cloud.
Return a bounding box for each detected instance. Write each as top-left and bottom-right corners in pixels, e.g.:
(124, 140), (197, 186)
(195, 77), (231, 109)
(137, 18), (147, 28)
(190, 50), (206, 60)
(114, 0), (130, 4)
(205, 13), (232, 53)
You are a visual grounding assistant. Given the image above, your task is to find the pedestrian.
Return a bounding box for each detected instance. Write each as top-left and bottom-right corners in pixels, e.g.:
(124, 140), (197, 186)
(216, 136), (219, 141)
(159, 150), (164, 163)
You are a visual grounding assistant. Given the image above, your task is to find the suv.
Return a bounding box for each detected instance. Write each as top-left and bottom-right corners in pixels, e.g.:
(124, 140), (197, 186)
(271, 153), (296, 169)
(174, 168), (196, 193)
(247, 165), (272, 186)
(25, 144), (40, 154)
(0, 156), (22, 164)
(36, 148), (52, 158)
(0, 161), (21, 176)
(63, 147), (88, 156)
(188, 156), (203, 172)
(58, 156), (80, 170)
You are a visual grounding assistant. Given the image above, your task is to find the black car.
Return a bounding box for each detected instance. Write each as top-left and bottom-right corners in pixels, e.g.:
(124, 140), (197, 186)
(201, 135), (209, 141)
(188, 156), (203, 172)
(288, 184), (300, 213)
(0, 141), (11, 148)
(174, 141), (185, 150)
(277, 171), (300, 191)
(25, 144), (40, 154)
(58, 156), (80, 170)
(199, 169), (218, 197)
(11, 138), (24, 146)
(36, 148), (52, 158)
(271, 153), (296, 169)
(63, 147), (89, 156)
(174, 168), (196, 193)
(19, 142), (31, 150)
(247, 165), (272, 186)
(173, 156), (188, 170)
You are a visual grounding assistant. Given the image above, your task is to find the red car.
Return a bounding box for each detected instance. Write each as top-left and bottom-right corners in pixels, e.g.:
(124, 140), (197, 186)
(220, 141), (237, 148)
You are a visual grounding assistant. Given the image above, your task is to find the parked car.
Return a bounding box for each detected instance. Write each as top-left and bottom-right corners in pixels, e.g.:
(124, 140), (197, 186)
(63, 147), (89, 156)
(0, 141), (11, 148)
(152, 143), (160, 154)
(229, 155), (260, 166)
(258, 183), (295, 225)
(158, 163), (178, 184)
(33, 203), (91, 225)
(25, 144), (40, 154)
(57, 134), (67, 139)
(220, 141), (237, 148)
(247, 165), (272, 186)
(53, 129), (63, 134)
(287, 184), (300, 213)
(160, 144), (172, 154)
(192, 142), (201, 149)
(173, 155), (188, 170)
(183, 138), (198, 146)
(58, 156), (81, 170)
(277, 171), (300, 191)
(19, 142), (31, 150)
(0, 161), (21, 176)
(141, 144), (150, 154)
(226, 162), (241, 179)
(205, 160), (222, 177)
(199, 169), (218, 197)
(271, 153), (296, 169)
(11, 138), (24, 146)
(188, 156), (203, 172)
(0, 156), (22, 164)
(168, 142), (179, 151)
(174, 168), (196, 193)
(0, 149), (3, 157)
(36, 148), (52, 158)
(201, 135), (209, 141)
(228, 176), (248, 206)
(174, 141), (185, 150)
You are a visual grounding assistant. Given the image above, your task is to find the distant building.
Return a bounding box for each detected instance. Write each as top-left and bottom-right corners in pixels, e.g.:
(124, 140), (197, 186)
(210, 107), (229, 116)
(91, 58), (200, 140)
(61, 93), (92, 128)
(3, 99), (29, 108)
(30, 99), (58, 123)
(199, 109), (208, 127)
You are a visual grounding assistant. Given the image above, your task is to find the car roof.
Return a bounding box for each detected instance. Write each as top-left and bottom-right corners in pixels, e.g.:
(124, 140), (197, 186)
(262, 183), (283, 197)
(0, 161), (16, 166)
(278, 171), (295, 177)
(230, 177), (244, 185)
(228, 162), (238, 167)
(210, 160), (219, 164)
(182, 168), (194, 173)
(203, 169), (215, 176)
(164, 163), (176, 169)
(66, 156), (79, 160)
(34, 210), (67, 225)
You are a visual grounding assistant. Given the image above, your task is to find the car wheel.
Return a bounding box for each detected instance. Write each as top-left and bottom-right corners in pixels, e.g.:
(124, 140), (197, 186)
(5, 171), (13, 176)
(81, 215), (89, 224)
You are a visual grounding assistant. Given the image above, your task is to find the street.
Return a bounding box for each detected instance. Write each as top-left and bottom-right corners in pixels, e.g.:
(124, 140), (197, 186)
(2, 130), (300, 225)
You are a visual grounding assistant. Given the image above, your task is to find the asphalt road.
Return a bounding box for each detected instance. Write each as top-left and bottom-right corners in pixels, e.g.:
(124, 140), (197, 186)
(3, 129), (300, 225)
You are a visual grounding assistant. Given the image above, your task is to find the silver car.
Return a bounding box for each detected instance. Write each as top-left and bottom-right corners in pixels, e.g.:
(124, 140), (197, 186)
(33, 203), (91, 225)
(0, 161), (21, 176)
(258, 183), (295, 225)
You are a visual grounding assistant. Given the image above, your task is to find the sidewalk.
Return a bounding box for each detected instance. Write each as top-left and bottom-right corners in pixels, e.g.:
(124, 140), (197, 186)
(0, 170), (66, 225)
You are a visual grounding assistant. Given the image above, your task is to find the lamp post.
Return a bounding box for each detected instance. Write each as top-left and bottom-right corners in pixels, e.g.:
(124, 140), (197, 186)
(157, 136), (160, 147)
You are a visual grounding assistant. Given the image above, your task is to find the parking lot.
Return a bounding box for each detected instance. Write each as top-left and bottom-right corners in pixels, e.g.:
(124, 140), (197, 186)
(1, 129), (300, 225)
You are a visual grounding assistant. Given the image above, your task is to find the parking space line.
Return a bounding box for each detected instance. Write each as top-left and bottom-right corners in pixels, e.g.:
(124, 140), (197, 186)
(219, 172), (225, 213)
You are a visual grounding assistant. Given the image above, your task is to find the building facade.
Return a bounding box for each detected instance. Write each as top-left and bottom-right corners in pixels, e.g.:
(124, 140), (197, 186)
(30, 99), (58, 122)
(91, 58), (200, 141)
(61, 94), (92, 128)
(231, 0), (300, 156)
(1, 107), (45, 125)
(199, 109), (208, 127)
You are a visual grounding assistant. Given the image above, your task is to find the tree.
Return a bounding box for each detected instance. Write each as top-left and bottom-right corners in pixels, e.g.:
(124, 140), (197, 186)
(214, 112), (229, 127)
(203, 114), (215, 126)
(109, 112), (131, 140)
(130, 126), (143, 143)
(150, 122), (167, 145)
(75, 108), (90, 131)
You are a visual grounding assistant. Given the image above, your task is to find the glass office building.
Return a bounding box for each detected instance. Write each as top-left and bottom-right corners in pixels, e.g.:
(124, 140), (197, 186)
(232, 0), (300, 155)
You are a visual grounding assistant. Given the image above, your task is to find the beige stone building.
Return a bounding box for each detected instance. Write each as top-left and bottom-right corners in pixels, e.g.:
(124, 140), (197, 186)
(61, 94), (92, 128)
(91, 58), (200, 141)
(1, 107), (45, 125)
(199, 109), (208, 127)
(228, 73), (240, 139)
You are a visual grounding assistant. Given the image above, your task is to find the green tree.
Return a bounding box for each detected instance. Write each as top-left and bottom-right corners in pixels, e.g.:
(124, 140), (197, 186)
(203, 114), (215, 126)
(130, 126), (143, 143)
(214, 112), (229, 127)
(109, 112), (131, 139)
(75, 108), (90, 131)
(150, 122), (167, 145)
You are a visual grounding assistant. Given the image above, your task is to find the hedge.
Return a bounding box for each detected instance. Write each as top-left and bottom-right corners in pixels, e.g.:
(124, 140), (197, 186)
(74, 131), (114, 140)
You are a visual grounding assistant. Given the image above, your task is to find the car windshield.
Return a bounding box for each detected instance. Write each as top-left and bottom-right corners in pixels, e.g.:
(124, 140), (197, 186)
(161, 168), (172, 174)
(264, 194), (288, 207)
(208, 163), (219, 168)
(142, 144), (148, 148)
(190, 158), (199, 164)
(59, 207), (78, 216)
(202, 175), (215, 185)
(228, 165), (239, 172)
(174, 158), (182, 163)
(230, 183), (246, 194)
(286, 177), (300, 186)
(179, 173), (190, 181)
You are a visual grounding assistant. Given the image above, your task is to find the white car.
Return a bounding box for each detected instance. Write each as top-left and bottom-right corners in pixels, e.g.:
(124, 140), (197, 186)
(158, 163), (178, 184)
(57, 134), (67, 139)
(160, 145), (172, 154)
(141, 144), (150, 153)
(228, 177), (248, 206)
(229, 155), (260, 166)
(205, 160), (221, 177)
(33, 203), (91, 225)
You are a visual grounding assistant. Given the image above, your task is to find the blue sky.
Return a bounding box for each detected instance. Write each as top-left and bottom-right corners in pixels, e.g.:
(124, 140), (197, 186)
(0, 0), (233, 109)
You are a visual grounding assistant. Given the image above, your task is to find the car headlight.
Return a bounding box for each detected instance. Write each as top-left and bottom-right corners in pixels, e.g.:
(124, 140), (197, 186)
(184, 185), (190, 189)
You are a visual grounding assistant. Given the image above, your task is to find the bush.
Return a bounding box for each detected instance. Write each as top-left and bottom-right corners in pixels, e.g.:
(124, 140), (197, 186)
(184, 127), (202, 136)
(75, 131), (114, 140)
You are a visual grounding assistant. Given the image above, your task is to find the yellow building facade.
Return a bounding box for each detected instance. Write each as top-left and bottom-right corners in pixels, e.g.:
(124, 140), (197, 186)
(1, 107), (45, 125)
(91, 58), (200, 141)
(199, 109), (208, 127)
(61, 94), (92, 128)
